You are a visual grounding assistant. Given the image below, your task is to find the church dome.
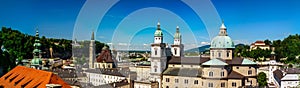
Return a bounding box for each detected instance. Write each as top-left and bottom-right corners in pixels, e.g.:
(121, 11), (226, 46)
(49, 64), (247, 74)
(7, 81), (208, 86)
(211, 36), (234, 48)
(154, 30), (163, 37)
(210, 21), (235, 49)
(154, 22), (163, 37)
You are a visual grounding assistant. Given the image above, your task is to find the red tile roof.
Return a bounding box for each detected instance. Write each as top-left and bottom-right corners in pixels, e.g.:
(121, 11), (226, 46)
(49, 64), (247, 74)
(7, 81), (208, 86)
(0, 66), (71, 88)
(96, 49), (114, 63)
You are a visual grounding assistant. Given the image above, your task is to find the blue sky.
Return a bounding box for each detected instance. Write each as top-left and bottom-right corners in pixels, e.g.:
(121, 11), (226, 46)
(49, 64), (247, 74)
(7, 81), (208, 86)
(0, 0), (299, 50)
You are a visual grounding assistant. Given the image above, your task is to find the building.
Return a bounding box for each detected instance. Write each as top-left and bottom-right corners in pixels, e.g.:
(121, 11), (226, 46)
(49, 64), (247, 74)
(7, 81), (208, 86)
(149, 22), (168, 88)
(94, 45), (116, 69)
(85, 68), (129, 86)
(250, 41), (270, 50)
(273, 68), (300, 88)
(30, 29), (43, 70)
(158, 21), (258, 88)
(257, 50), (284, 86)
(0, 66), (71, 88)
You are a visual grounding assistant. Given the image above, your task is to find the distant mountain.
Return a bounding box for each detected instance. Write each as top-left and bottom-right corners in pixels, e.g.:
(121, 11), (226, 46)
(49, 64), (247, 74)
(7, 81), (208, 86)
(185, 45), (210, 53)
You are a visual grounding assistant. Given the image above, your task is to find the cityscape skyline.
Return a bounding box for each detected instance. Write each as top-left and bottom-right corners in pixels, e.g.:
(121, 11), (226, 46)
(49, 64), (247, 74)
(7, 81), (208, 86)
(0, 0), (300, 50)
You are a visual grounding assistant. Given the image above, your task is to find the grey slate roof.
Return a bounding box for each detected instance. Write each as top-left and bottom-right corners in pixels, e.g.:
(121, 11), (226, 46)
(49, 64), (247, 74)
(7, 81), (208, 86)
(163, 68), (202, 77)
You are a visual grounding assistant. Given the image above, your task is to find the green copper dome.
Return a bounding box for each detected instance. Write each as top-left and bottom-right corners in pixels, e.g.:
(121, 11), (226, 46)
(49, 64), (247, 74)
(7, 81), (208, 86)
(211, 36), (234, 48)
(174, 32), (180, 39)
(174, 26), (180, 39)
(31, 58), (42, 65)
(154, 30), (163, 37)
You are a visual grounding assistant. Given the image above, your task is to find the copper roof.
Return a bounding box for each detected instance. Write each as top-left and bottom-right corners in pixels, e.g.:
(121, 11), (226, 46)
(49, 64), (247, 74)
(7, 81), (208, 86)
(0, 66), (70, 88)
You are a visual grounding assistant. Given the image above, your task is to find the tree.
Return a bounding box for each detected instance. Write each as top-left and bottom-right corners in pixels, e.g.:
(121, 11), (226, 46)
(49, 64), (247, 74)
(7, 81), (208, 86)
(257, 72), (267, 87)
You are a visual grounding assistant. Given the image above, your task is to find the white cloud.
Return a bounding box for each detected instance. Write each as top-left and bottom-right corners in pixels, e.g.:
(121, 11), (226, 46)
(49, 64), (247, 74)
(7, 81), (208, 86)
(233, 40), (250, 45)
(200, 41), (210, 45)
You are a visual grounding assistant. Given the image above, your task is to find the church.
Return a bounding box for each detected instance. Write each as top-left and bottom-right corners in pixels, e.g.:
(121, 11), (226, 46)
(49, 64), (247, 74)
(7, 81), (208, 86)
(149, 21), (258, 88)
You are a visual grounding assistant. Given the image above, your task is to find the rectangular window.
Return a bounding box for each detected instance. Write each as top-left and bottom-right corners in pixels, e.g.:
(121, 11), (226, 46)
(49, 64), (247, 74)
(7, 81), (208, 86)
(208, 83), (213, 87)
(184, 79), (188, 84)
(248, 70), (252, 75)
(232, 82), (236, 87)
(227, 51), (230, 57)
(209, 72), (213, 77)
(166, 78), (170, 82)
(221, 71), (224, 77)
(175, 79), (179, 83)
(194, 80), (198, 84)
(221, 82), (225, 87)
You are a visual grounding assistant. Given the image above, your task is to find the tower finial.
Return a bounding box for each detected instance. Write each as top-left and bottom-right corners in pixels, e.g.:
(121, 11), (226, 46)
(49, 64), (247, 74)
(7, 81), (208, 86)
(220, 20), (226, 29)
(176, 26), (179, 32)
(157, 19), (160, 25)
(157, 19), (161, 29)
(91, 31), (95, 40)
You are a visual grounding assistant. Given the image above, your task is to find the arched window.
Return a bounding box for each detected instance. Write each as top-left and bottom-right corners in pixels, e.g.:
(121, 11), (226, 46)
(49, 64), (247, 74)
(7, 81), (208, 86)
(227, 51), (230, 57)
(218, 52), (221, 58)
(154, 48), (158, 55)
(174, 48), (177, 55)
(221, 71), (224, 77)
(209, 71), (213, 77)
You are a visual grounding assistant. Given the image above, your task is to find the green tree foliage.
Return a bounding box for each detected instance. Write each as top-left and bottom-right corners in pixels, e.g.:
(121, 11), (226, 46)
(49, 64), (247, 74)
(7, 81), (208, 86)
(0, 27), (106, 75)
(235, 34), (300, 63)
(257, 72), (267, 87)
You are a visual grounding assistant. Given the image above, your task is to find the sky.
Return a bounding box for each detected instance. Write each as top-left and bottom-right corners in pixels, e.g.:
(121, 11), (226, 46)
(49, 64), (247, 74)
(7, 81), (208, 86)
(0, 0), (300, 50)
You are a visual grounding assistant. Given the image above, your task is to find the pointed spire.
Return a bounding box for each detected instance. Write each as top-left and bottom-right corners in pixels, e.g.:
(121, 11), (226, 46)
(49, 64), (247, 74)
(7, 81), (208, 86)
(35, 28), (39, 38)
(220, 19), (226, 29)
(157, 20), (160, 29)
(91, 31), (95, 40)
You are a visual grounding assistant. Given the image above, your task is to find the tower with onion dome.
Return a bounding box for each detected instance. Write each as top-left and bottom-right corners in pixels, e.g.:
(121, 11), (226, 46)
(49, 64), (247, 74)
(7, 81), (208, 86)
(150, 21), (167, 88)
(171, 26), (184, 57)
(30, 29), (43, 70)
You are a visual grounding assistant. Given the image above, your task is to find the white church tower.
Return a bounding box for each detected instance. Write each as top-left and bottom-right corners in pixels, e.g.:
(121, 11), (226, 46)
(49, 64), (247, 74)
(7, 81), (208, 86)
(89, 31), (95, 69)
(150, 22), (167, 88)
(171, 26), (184, 57)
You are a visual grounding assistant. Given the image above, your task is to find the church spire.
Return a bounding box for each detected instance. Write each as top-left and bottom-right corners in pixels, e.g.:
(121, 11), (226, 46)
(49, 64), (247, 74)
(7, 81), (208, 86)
(157, 21), (161, 30)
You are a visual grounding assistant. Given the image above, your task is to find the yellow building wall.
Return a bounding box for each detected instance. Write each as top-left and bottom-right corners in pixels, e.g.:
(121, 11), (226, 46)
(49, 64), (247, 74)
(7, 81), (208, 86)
(202, 67), (228, 78)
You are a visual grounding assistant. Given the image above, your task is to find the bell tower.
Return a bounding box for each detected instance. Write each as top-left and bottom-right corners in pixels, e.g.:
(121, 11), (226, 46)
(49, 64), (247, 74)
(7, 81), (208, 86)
(171, 26), (184, 57)
(150, 21), (167, 88)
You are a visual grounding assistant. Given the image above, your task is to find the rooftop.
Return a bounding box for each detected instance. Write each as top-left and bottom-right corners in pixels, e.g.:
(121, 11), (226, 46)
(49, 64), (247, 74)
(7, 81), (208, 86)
(0, 66), (70, 88)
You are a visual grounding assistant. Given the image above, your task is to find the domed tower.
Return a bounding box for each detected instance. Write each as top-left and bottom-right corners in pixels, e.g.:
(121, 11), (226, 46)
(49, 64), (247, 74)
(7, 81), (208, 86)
(210, 21), (235, 60)
(171, 26), (184, 57)
(31, 29), (43, 69)
(150, 21), (167, 88)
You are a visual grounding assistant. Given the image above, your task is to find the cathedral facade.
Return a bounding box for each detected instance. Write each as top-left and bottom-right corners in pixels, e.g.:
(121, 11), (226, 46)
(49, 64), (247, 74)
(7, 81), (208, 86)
(148, 21), (258, 88)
